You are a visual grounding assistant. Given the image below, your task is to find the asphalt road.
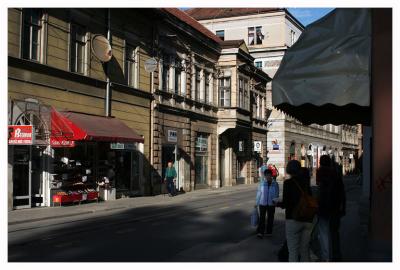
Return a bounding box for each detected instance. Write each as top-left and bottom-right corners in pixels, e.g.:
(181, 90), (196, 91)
(8, 186), (287, 262)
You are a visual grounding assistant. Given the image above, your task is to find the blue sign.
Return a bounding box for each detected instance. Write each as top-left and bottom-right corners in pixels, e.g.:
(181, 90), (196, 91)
(273, 144), (279, 150)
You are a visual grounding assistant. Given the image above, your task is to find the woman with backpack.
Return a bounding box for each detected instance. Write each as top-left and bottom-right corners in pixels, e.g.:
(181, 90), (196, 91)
(277, 160), (315, 262)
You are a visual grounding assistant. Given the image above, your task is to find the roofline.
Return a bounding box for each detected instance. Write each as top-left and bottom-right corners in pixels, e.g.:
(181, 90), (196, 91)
(187, 8), (284, 21)
(283, 8), (305, 30)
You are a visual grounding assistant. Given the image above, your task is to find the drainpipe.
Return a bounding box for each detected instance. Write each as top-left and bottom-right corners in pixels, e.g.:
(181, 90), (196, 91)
(105, 8), (111, 117)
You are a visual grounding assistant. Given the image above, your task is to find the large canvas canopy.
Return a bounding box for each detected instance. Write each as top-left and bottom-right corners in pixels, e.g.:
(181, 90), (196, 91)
(272, 8), (371, 125)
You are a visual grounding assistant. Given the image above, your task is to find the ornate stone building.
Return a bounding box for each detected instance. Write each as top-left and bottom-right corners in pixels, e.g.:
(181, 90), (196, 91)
(187, 8), (360, 177)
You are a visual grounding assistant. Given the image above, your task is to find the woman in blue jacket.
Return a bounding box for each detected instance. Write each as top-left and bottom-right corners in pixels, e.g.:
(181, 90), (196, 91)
(255, 168), (280, 238)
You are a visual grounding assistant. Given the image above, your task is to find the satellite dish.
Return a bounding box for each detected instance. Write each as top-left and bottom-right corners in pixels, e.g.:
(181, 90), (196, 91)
(91, 34), (112, 62)
(144, 58), (158, 73)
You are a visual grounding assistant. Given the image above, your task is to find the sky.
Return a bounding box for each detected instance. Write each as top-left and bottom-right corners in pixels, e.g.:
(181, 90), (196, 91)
(287, 8), (335, 26)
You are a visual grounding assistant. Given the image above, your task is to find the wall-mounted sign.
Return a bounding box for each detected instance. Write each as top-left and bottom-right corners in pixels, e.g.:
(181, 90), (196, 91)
(144, 58), (158, 73)
(238, 141), (244, 152)
(168, 130), (177, 143)
(349, 153), (354, 159)
(110, 143), (136, 150)
(8, 125), (34, 145)
(272, 139), (279, 150)
(254, 141), (262, 152)
(50, 138), (75, 147)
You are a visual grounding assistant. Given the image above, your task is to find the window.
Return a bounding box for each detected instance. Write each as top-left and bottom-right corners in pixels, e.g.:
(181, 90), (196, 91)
(161, 56), (170, 91)
(219, 77), (231, 107)
(291, 30), (296, 46)
(22, 9), (42, 61)
(238, 78), (249, 110)
(255, 61), (262, 69)
(70, 24), (86, 74)
(216, 30), (225, 41)
(174, 64), (181, 95)
(205, 72), (210, 104)
(238, 78), (244, 108)
(248, 26), (263, 45)
(195, 67), (201, 101)
(244, 79), (249, 110)
(125, 44), (138, 88)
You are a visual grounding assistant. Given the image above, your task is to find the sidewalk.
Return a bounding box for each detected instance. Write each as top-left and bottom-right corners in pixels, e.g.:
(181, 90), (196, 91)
(8, 183), (258, 225)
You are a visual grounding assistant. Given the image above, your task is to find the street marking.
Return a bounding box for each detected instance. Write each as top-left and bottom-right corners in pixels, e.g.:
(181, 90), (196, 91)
(219, 206), (230, 210)
(115, 228), (137, 234)
(235, 203), (243, 206)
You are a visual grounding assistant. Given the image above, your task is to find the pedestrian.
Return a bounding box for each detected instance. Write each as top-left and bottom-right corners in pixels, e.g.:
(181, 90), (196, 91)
(277, 160), (314, 262)
(255, 168), (279, 238)
(316, 155), (346, 262)
(272, 164), (280, 181)
(258, 159), (268, 179)
(164, 161), (177, 197)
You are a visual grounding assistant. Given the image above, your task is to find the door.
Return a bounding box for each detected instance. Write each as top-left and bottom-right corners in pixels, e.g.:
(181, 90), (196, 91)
(195, 155), (208, 188)
(12, 146), (31, 209)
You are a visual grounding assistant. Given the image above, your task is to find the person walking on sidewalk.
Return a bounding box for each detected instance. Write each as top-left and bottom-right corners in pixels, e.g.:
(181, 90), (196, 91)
(277, 160), (314, 262)
(255, 168), (279, 238)
(316, 155), (346, 261)
(164, 161), (177, 197)
(258, 159), (268, 179)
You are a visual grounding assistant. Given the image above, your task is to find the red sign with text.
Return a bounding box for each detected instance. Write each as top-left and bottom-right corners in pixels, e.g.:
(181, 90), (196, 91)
(8, 125), (34, 145)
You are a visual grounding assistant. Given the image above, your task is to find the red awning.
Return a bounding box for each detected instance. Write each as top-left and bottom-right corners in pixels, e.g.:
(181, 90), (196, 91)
(50, 110), (144, 147)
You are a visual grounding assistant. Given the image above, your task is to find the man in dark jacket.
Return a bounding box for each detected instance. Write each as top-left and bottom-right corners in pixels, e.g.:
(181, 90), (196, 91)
(317, 155), (346, 262)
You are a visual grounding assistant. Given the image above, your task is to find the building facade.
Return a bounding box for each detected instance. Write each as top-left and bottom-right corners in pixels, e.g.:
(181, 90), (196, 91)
(150, 9), (271, 192)
(188, 8), (359, 177)
(8, 8), (272, 210)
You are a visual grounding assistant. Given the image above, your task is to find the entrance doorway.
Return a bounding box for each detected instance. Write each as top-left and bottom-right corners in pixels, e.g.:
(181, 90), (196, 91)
(162, 144), (179, 188)
(12, 145), (44, 209)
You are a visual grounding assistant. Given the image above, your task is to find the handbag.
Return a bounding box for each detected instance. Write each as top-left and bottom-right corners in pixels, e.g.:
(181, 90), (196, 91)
(292, 180), (318, 221)
(250, 206), (259, 227)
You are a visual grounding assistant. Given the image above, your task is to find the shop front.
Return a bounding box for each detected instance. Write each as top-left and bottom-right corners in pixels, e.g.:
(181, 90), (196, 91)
(49, 110), (144, 204)
(8, 101), (144, 209)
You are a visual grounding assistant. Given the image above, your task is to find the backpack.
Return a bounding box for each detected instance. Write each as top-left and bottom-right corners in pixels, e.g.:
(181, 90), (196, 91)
(292, 180), (318, 221)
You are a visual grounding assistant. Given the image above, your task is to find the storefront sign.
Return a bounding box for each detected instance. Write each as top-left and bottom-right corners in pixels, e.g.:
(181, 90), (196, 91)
(110, 143), (136, 150)
(50, 138), (75, 147)
(8, 125), (34, 145)
(168, 130), (177, 143)
(272, 144), (279, 150)
(253, 141), (262, 152)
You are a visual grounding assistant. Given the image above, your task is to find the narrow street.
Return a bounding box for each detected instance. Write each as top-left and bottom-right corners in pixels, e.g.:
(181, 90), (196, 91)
(8, 176), (367, 262)
(8, 184), (287, 262)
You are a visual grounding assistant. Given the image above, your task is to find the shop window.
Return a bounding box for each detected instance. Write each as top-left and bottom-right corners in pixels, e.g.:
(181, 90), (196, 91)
(248, 26), (263, 45)
(22, 9), (42, 62)
(216, 30), (225, 41)
(219, 77), (231, 107)
(255, 61), (262, 69)
(195, 134), (209, 186)
(70, 23), (87, 74)
(125, 44), (139, 88)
